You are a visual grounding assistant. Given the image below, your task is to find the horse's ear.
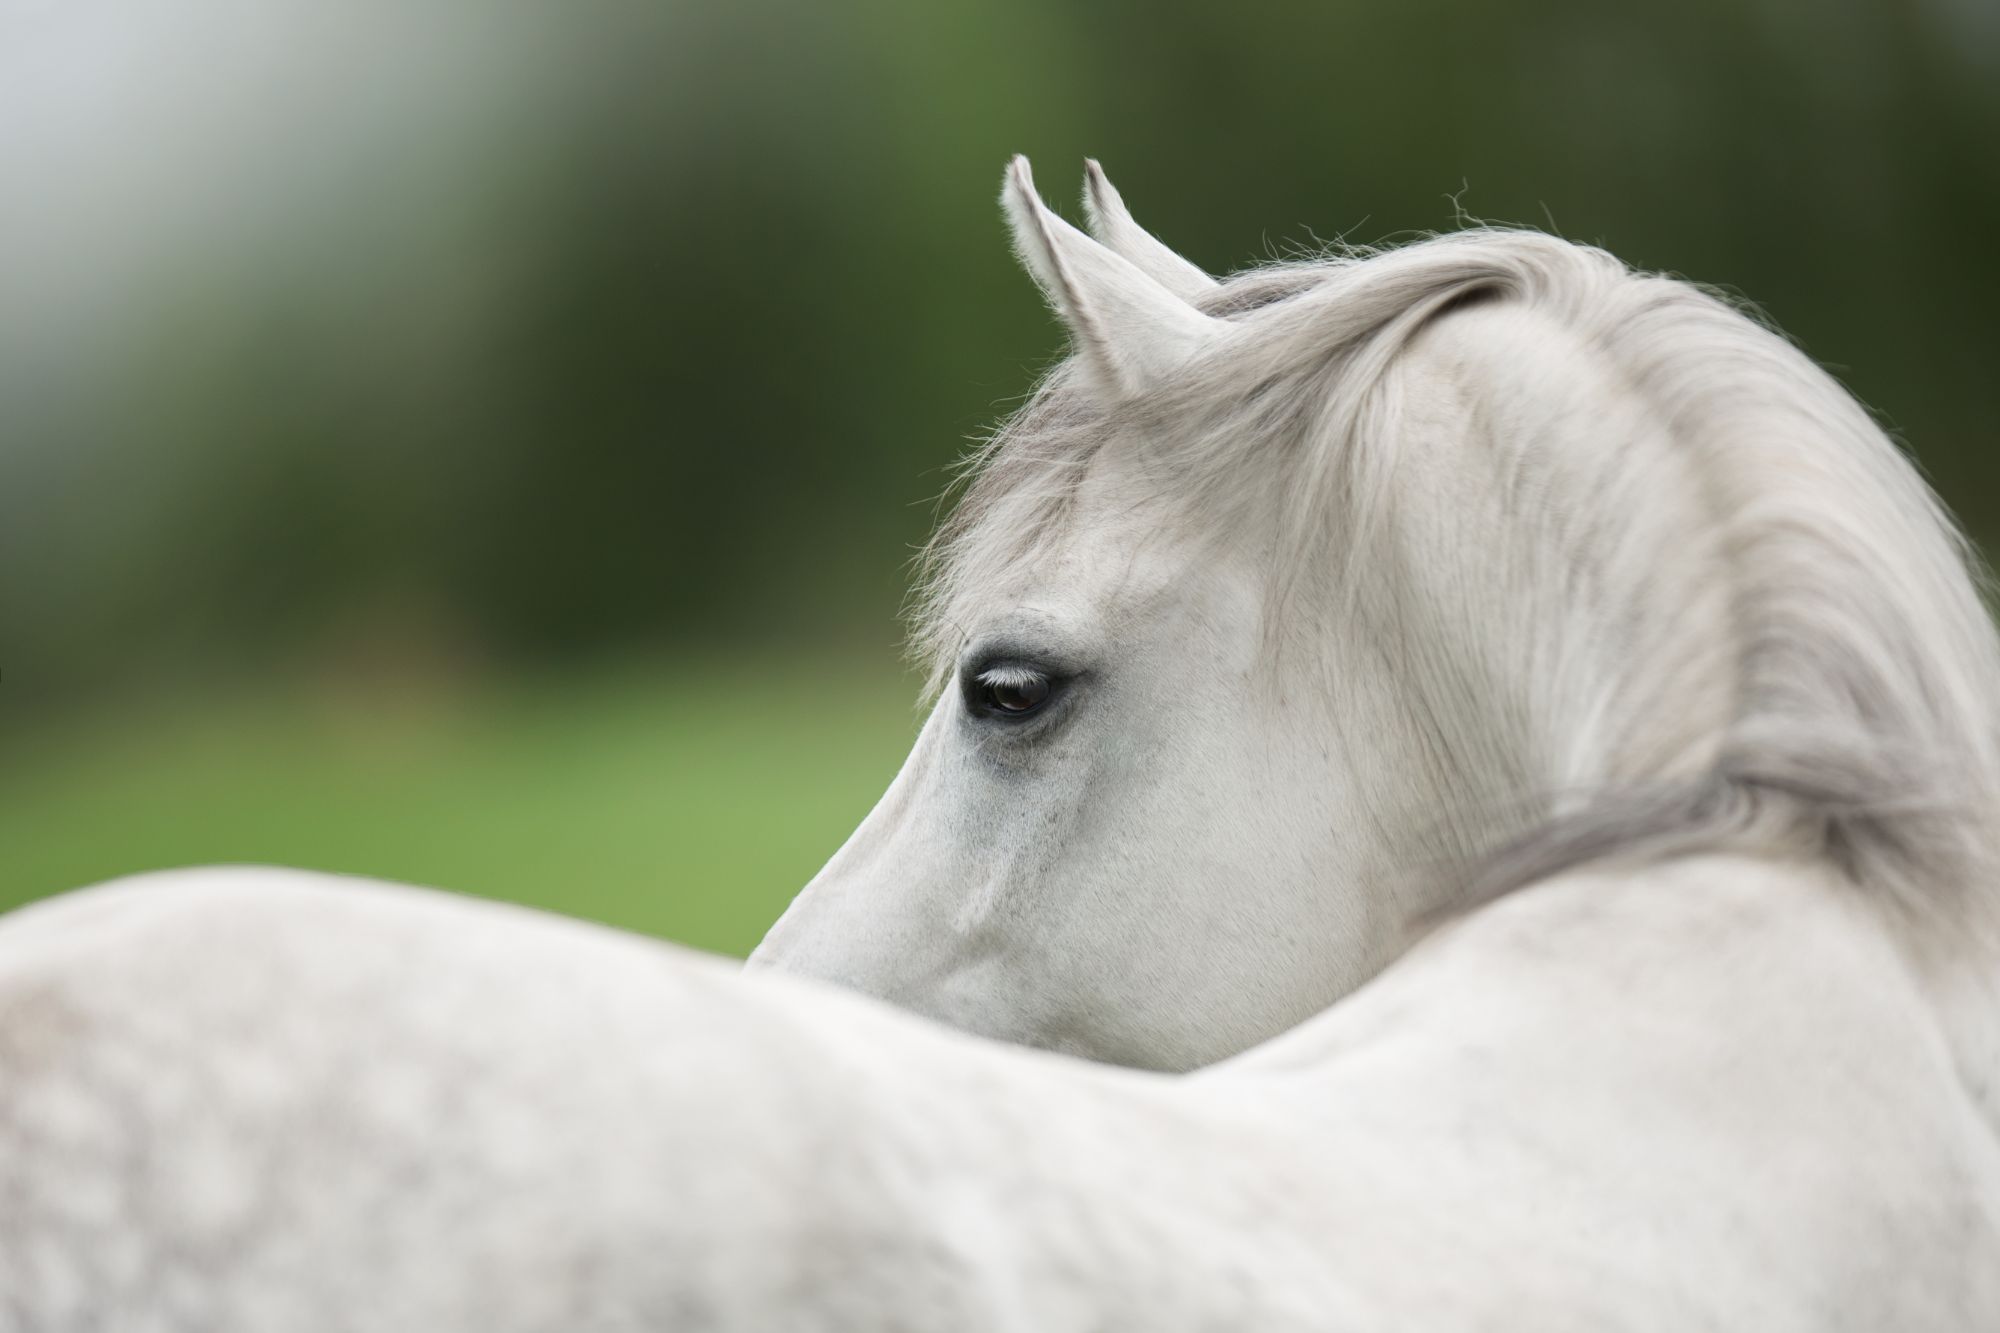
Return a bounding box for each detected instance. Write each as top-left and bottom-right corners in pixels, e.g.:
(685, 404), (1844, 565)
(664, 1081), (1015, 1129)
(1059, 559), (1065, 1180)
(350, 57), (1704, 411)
(1001, 156), (1226, 398)
(1080, 159), (1217, 303)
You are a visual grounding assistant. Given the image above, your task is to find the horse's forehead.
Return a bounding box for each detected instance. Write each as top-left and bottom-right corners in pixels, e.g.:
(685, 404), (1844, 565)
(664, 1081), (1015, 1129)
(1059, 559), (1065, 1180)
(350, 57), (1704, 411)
(945, 419), (1269, 657)
(986, 513), (1258, 665)
(1030, 479), (1193, 599)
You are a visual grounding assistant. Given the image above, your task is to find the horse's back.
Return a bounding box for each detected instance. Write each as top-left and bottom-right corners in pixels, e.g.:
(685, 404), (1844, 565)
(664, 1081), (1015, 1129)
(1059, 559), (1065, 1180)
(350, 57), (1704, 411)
(0, 867), (968, 1331)
(0, 871), (1348, 1332)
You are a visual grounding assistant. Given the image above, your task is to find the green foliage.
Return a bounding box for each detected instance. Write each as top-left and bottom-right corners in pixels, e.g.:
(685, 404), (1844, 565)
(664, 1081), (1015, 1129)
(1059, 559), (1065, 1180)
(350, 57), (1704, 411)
(3, 0), (1994, 710)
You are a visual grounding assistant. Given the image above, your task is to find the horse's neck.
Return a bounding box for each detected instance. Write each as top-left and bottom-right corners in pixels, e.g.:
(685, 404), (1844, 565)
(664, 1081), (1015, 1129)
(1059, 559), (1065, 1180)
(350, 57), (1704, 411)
(1213, 853), (2000, 1328)
(1364, 300), (1736, 847)
(1368, 292), (2000, 1135)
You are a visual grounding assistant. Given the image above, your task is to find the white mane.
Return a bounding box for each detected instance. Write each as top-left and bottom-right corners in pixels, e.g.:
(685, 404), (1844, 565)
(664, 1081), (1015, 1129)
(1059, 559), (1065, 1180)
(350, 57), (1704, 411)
(918, 228), (2000, 952)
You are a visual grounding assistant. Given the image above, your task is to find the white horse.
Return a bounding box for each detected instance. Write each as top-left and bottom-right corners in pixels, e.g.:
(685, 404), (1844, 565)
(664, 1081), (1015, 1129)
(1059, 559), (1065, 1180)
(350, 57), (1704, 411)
(4, 158), (2000, 1328)
(752, 159), (2000, 1082)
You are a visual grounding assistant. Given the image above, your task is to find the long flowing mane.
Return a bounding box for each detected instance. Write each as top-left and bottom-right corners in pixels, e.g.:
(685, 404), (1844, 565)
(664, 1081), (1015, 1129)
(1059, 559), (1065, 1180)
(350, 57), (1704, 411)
(918, 229), (2000, 949)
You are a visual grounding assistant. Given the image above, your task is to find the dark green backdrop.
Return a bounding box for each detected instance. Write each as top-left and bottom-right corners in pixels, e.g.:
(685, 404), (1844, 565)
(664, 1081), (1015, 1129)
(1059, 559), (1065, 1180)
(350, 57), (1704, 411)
(2, 0), (1994, 946)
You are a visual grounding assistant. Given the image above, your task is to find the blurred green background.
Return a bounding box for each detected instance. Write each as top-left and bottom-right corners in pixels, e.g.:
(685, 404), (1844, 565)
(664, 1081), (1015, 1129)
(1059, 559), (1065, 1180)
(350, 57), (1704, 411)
(3, 0), (1995, 954)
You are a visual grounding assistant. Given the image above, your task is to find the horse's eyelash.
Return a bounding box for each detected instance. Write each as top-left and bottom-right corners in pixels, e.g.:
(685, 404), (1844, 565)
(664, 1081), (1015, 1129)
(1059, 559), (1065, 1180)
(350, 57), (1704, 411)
(976, 664), (1046, 690)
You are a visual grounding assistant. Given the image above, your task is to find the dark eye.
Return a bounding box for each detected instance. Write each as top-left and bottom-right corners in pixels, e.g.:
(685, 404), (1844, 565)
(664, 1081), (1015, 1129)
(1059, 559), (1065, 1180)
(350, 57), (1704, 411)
(968, 664), (1055, 719)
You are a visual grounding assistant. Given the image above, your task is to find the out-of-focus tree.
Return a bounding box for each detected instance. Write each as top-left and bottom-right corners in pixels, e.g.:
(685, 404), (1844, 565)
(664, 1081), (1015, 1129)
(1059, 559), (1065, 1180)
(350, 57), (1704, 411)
(2, 0), (1993, 711)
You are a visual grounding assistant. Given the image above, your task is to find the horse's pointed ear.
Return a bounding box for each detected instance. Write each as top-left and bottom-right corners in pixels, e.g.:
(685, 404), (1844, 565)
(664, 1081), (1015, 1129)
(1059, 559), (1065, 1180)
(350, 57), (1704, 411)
(1080, 159), (1218, 303)
(1001, 156), (1226, 398)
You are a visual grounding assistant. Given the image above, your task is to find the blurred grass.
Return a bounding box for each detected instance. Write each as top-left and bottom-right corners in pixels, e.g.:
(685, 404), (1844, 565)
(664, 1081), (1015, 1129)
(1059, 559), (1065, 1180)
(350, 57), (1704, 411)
(0, 659), (921, 957)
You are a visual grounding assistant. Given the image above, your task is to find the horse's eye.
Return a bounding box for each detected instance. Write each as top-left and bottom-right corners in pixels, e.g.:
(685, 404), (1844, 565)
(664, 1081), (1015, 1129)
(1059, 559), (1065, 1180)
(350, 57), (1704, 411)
(971, 666), (1054, 718)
